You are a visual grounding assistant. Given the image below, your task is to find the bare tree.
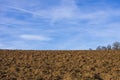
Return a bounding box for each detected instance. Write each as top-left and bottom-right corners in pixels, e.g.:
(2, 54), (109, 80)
(101, 46), (107, 50)
(89, 48), (92, 50)
(112, 41), (120, 50)
(96, 46), (102, 50)
(107, 44), (112, 50)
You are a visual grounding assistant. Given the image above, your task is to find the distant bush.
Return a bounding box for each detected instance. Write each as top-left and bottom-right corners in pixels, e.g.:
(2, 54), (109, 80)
(95, 41), (120, 50)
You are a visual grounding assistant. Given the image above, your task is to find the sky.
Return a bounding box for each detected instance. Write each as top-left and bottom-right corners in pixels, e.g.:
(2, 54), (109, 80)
(0, 0), (120, 50)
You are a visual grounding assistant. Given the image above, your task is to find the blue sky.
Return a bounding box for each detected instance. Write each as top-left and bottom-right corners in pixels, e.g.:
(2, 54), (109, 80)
(0, 0), (120, 50)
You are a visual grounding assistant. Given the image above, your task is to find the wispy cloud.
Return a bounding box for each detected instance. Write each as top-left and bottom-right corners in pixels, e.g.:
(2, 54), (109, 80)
(6, 0), (78, 22)
(1, 0), (120, 50)
(20, 34), (52, 41)
(7, 6), (40, 16)
(6, 0), (120, 25)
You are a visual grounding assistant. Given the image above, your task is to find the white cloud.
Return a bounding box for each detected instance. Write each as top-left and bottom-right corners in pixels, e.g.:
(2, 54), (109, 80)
(1, 0), (120, 50)
(7, 6), (40, 16)
(6, 0), (120, 25)
(6, 0), (78, 24)
(20, 34), (51, 41)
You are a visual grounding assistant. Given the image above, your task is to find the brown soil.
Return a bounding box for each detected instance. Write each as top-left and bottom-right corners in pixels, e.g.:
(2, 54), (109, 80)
(0, 50), (120, 80)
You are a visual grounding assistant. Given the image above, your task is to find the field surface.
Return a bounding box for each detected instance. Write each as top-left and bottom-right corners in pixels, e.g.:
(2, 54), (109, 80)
(0, 50), (120, 80)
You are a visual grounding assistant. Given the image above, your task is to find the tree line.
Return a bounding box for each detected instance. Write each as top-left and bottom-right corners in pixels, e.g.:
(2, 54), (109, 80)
(96, 41), (120, 50)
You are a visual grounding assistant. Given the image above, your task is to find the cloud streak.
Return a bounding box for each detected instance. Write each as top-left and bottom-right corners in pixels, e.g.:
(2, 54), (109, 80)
(6, 0), (78, 21)
(20, 34), (52, 41)
(5, 0), (120, 25)
(1, 0), (120, 50)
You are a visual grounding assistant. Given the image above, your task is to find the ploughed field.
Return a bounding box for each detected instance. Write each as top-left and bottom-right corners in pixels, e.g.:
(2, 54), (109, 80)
(0, 50), (120, 80)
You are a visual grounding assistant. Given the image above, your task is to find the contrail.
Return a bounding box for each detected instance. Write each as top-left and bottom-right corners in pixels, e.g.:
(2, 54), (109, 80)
(6, 6), (40, 16)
